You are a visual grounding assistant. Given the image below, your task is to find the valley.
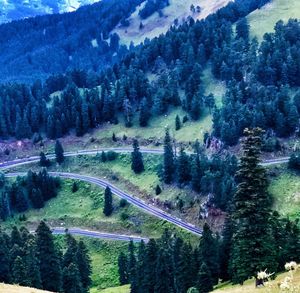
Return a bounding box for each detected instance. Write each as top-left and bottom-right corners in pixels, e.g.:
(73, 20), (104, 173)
(0, 0), (300, 292)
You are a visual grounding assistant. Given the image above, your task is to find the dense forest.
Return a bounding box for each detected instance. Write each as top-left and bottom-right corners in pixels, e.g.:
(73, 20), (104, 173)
(0, 170), (60, 221)
(0, 222), (91, 293)
(0, 0), (143, 82)
(0, 0), (285, 145)
(120, 129), (300, 292)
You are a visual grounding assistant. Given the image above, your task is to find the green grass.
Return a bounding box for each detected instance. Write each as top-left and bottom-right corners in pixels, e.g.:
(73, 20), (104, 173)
(248, 0), (300, 41)
(202, 67), (226, 108)
(269, 171), (300, 219)
(92, 285), (130, 293)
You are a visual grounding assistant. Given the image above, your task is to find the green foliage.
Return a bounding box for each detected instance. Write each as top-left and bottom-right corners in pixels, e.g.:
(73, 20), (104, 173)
(229, 128), (277, 284)
(131, 139), (145, 174)
(103, 186), (113, 216)
(55, 140), (64, 164)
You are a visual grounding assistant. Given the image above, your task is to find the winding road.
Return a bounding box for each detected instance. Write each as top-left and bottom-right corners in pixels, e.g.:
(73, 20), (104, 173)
(0, 147), (289, 170)
(1, 148), (290, 239)
(50, 227), (148, 242)
(6, 172), (203, 236)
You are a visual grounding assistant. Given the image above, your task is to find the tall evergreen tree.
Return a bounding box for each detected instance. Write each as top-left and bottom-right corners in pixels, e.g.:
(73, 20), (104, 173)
(131, 139), (145, 174)
(39, 152), (51, 167)
(62, 263), (83, 293)
(229, 128), (277, 284)
(163, 129), (175, 184)
(55, 140), (64, 164)
(12, 256), (28, 286)
(198, 223), (219, 285)
(103, 186), (113, 216)
(196, 262), (213, 293)
(118, 252), (128, 285)
(0, 230), (10, 283)
(35, 221), (62, 291)
(76, 240), (92, 292)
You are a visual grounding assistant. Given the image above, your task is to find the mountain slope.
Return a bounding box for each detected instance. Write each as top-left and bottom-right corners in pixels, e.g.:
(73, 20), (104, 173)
(113, 0), (232, 46)
(0, 0), (101, 24)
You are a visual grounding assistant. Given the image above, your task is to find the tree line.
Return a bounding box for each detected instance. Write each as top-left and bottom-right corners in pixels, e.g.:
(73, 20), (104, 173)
(120, 129), (300, 293)
(0, 222), (91, 293)
(0, 0), (144, 82)
(0, 0), (274, 143)
(0, 170), (60, 221)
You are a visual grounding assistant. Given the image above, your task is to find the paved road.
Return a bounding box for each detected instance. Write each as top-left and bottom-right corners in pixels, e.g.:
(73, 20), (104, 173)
(6, 172), (203, 236)
(0, 147), (290, 170)
(50, 227), (148, 242)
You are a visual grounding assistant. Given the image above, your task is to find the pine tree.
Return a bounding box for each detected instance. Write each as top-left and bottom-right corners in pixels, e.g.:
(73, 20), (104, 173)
(62, 263), (83, 293)
(143, 239), (158, 293)
(0, 230), (10, 283)
(76, 240), (92, 292)
(154, 248), (174, 293)
(12, 256), (29, 286)
(175, 115), (181, 131)
(199, 223), (219, 285)
(229, 128), (277, 284)
(39, 152), (50, 167)
(55, 140), (64, 164)
(118, 252), (128, 285)
(103, 186), (113, 216)
(128, 240), (138, 293)
(139, 97), (151, 127)
(155, 185), (162, 195)
(24, 239), (42, 289)
(163, 129), (175, 184)
(36, 221), (62, 291)
(177, 148), (191, 184)
(196, 262), (213, 293)
(131, 139), (144, 174)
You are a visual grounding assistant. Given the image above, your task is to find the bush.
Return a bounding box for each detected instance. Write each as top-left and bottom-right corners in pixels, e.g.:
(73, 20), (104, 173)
(72, 181), (79, 193)
(120, 212), (129, 221)
(288, 153), (300, 171)
(120, 199), (128, 208)
(107, 151), (118, 161)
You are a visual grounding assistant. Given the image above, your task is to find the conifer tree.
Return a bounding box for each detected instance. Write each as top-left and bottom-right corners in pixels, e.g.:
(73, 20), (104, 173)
(199, 223), (219, 285)
(55, 140), (64, 164)
(76, 240), (92, 292)
(36, 221), (62, 291)
(0, 230), (10, 283)
(154, 248), (174, 293)
(103, 186), (113, 216)
(118, 252), (128, 285)
(196, 262), (213, 293)
(155, 184), (162, 195)
(62, 263), (83, 293)
(163, 128), (175, 184)
(139, 97), (151, 127)
(39, 152), (50, 167)
(175, 115), (181, 131)
(143, 239), (158, 293)
(24, 239), (42, 289)
(229, 128), (277, 284)
(131, 139), (144, 174)
(12, 256), (28, 286)
(177, 148), (191, 184)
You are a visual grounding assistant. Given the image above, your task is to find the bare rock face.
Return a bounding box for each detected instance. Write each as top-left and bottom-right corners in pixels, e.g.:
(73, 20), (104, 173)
(0, 0), (101, 24)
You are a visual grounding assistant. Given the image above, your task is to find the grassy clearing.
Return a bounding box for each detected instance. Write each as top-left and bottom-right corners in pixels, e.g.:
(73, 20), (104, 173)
(214, 269), (300, 293)
(0, 283), (53, 293)
(3, 177), (180, 239)
(269, 171), (300, 219)
(247, 0), (300, 41)
(113, 0), (231, 46)
(92, 285), (130, 293)
(202, 67), (226, 108)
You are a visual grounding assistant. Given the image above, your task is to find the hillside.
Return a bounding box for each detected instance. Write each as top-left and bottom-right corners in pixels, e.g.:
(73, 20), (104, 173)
(0, 0), (101, 24)
(113, 0), (232, 46)
(214, 269), (300, 293)
(0, 283), (54, 293)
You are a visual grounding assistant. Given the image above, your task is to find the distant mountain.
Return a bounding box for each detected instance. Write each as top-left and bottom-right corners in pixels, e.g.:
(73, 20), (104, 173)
(0, 0), (101, 23)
